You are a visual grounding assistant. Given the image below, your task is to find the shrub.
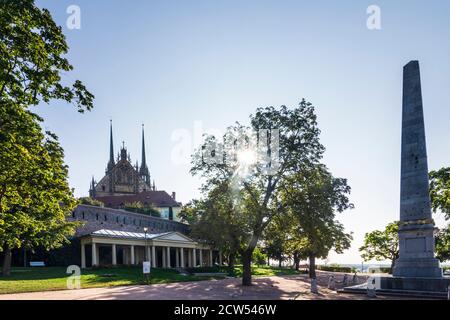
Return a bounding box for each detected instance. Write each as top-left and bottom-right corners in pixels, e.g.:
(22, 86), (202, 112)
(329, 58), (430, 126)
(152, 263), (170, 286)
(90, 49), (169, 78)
(79, 197), (104, 207)
(317, 264), (356, 273)
(124, 202), (161, 217)
(252, 247), (268, 266)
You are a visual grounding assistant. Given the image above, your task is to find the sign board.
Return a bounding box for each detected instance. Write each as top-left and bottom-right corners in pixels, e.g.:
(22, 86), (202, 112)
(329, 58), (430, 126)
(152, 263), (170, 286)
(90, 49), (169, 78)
(143, 261), (151, 274)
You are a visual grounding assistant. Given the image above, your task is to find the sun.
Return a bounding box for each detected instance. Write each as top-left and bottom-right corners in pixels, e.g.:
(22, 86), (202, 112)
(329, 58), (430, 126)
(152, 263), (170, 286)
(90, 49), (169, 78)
(236, 149), (257, 167)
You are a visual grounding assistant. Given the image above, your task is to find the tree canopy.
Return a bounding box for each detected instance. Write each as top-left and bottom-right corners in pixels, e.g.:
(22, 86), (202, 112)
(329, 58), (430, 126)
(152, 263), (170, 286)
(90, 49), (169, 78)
(190, 100), (347, 285)
(0, 0), (94, 276)
(359, 222), (399, 271)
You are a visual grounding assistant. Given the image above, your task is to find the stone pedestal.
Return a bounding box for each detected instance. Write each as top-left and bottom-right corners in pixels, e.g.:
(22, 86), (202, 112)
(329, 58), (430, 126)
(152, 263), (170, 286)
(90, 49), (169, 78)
(380, 276), (450, 292)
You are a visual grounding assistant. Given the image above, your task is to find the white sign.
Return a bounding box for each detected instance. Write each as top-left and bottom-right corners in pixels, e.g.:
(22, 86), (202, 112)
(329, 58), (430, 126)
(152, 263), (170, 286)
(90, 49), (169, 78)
(143, 261), (151, 274)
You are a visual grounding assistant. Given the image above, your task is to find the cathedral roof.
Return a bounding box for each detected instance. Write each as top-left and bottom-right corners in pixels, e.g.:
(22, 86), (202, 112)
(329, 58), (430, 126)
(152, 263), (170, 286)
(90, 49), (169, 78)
(94, 190), (180, 208)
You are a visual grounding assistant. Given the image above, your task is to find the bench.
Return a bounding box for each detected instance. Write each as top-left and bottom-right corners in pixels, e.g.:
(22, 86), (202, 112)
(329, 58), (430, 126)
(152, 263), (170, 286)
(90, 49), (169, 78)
(30, 261), (45, 267)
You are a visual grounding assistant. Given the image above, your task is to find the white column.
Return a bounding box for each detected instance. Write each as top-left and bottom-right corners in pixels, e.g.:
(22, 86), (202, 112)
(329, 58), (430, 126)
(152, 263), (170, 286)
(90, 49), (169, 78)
(92, 243), (97, 266)
(199, 249), (203, 267)
(209, 249), (213, 267)
(130, 245), (135, 265)
(146, 246), (151, 262)
(167, 247), (171, 268)
(180, 248), (185, 267)
(175, 248), (180, 267)
(81, 243), (86, 268)
(152, 246), (156, 267)
(112, 244), (117, 266)
(219, 250), (223, 266)
(193, 248), (197, 267)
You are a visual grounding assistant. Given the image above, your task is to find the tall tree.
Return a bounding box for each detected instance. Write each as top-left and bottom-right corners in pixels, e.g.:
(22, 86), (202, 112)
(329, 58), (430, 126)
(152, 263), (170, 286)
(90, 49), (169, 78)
(359, 222), (399, 272)
(0, 0), (93, 276)
(191, 101), (324, 285)
(279, 165), (353, 278)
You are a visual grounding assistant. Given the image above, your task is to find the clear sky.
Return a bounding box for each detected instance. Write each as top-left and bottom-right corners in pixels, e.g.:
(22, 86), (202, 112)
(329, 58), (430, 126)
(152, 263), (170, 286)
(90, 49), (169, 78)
(34, 0), (450, 264)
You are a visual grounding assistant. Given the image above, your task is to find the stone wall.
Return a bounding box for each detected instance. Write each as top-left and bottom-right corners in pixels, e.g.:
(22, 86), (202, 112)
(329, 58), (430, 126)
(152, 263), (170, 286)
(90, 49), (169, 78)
(71, 204), (190, 237)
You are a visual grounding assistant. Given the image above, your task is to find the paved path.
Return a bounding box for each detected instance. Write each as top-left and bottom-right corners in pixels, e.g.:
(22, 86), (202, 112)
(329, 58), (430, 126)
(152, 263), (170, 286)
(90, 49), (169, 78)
(0, 272), (405, 300)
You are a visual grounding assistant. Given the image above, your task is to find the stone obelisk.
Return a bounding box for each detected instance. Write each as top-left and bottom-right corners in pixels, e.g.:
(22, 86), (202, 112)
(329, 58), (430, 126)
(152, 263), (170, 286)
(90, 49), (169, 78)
(392, 60), (442, 278)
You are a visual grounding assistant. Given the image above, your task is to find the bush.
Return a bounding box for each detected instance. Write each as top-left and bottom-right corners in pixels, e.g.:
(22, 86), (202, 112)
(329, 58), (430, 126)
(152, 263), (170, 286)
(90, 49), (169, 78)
(79, 197), (104, 207)
(124, 202), (161, 217)
(252, 247), (268, 266)
(317, 264), (356, 273)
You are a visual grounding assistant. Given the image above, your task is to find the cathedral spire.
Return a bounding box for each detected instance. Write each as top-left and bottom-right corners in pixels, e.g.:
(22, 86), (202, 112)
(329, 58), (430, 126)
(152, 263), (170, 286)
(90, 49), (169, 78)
(139, 124), (151, 185)
(141, 124), (146, 168)
(107, 120), (115, 171)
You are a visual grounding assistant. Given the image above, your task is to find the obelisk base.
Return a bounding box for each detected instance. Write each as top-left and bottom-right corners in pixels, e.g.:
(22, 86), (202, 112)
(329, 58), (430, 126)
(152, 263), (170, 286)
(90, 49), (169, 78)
(392, 223), (443, 278)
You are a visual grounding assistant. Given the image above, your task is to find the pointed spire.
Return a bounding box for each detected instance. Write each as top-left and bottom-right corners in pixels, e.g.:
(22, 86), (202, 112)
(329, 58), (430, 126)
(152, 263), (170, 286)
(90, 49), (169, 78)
(141, 123), (147, 168)
(139, 124), (151, 185)
(89, 176), (96, 197)
(107, 120), (115, 171)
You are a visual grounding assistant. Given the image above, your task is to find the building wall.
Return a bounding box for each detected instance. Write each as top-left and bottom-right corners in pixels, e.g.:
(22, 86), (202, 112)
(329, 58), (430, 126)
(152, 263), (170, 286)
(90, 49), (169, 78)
(71, 204), (190, 237)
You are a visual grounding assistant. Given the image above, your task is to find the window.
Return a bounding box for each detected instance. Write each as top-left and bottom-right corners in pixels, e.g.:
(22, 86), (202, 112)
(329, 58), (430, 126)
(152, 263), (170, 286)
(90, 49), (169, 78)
(96, 213), (99, 221)
(104, 214), (107, 221)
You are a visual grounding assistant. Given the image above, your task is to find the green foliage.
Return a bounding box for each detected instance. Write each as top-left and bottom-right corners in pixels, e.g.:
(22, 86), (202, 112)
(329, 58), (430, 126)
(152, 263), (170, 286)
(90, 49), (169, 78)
(0, 0), (94, 111)
(316, 265), (355, 273)
(252, 247), (268, 266)
(79, 197), (104, 207)
(123, 202), (160, 218)
(435, 225), (450, 262)
(190, 100), (326, 285)
(277, 164), (354, 274)
(430, 167), (450, 220)
(359, 222), (399, 268)
(0, 0), (93, 276)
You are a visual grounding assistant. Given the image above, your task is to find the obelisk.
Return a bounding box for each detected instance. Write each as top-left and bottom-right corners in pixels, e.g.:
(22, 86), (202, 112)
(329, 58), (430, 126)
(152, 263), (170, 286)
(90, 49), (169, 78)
(392, 60), (442, 278)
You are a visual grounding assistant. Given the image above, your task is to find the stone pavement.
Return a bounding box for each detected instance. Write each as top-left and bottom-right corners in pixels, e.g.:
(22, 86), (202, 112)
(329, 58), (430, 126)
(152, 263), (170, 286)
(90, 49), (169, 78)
(0, 271), (411, 300)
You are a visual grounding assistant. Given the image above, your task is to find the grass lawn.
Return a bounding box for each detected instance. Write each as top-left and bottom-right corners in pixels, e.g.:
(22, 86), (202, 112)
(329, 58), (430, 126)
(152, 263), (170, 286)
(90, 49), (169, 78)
(0, 264), (304, 295)
(0, 266), (220, 295)
(188, 264), (306, 277)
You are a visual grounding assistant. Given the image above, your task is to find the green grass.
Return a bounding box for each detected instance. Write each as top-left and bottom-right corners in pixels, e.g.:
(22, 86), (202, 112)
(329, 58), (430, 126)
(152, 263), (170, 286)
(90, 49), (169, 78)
(0, 266), (220, 295)
(0, 264), (304, 295)
(187, 264), (305, 277)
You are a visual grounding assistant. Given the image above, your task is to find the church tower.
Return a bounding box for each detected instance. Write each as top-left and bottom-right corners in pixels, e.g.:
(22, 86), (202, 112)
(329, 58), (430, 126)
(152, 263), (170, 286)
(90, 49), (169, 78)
(139, 124), (151, 185)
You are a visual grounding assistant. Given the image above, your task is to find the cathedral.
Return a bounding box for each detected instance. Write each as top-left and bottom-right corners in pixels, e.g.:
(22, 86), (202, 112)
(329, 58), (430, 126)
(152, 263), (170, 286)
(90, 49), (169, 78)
(88, 121), (181, 221)
(90, 121), (154, 197)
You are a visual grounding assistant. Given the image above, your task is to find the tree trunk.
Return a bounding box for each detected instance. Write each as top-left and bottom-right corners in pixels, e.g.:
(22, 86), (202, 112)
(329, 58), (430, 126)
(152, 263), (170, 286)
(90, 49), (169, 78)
(228, 252), (236, 270)
(278, 257), (282, 268)
(390, 258), (396, 274)
(293, 251), (300, 270)
(308, 255), (316, 279)
(2, 246), (12, 276)
(242, 250), (253, 286)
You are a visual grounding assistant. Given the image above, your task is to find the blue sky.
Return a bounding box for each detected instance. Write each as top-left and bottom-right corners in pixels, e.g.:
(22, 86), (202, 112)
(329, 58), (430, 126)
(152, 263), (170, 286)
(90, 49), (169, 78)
(35, 0), (450, 264)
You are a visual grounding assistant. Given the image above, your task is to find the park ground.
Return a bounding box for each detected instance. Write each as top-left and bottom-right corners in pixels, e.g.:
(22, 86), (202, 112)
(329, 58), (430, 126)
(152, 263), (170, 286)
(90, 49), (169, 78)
(0, 265), (300, 295)
(0, 270), (413, 300)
